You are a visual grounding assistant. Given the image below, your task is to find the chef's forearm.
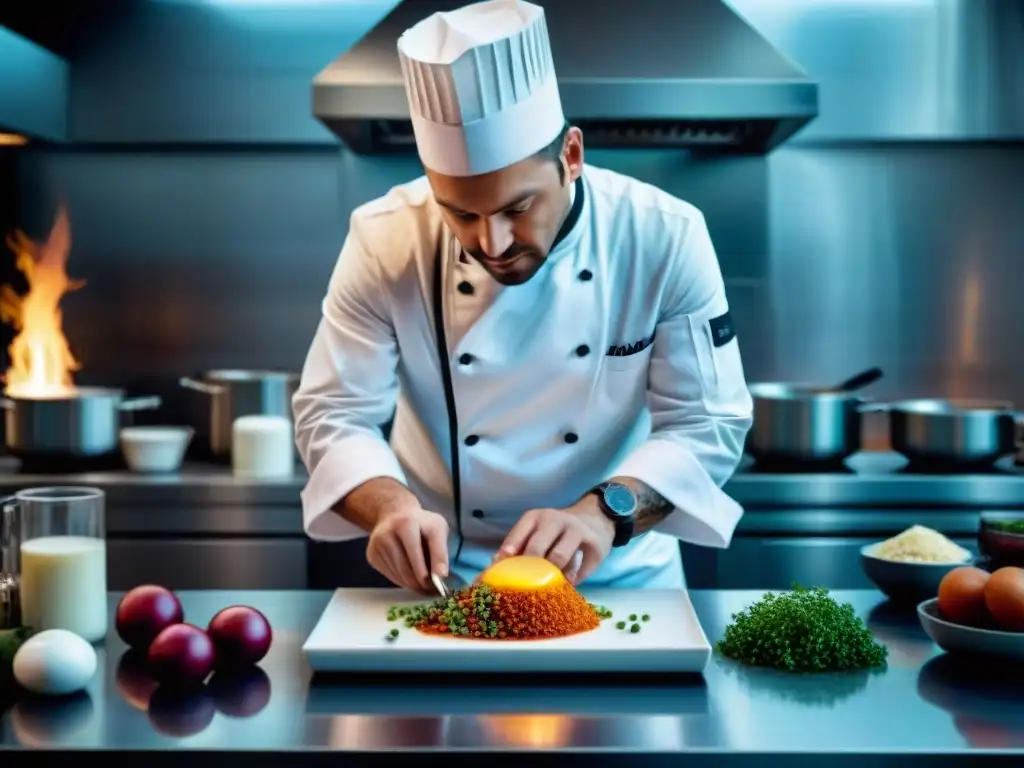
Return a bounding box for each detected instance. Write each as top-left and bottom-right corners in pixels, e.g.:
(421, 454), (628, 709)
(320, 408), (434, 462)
(333, 477), (420, 533)
(609, 476), (674, 535)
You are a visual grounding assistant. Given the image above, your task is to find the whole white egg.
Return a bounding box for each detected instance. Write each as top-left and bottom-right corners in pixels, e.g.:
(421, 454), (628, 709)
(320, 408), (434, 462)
(12, 629), (98, 696)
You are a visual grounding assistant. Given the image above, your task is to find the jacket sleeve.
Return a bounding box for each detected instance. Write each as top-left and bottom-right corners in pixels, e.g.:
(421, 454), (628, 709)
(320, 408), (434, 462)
(292, 217), (406, 542)
(610, 209), (753, 548)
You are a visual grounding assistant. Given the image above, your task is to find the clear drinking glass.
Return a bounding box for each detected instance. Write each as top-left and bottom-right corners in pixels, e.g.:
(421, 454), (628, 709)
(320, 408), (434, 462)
(1, 487), (107, 643)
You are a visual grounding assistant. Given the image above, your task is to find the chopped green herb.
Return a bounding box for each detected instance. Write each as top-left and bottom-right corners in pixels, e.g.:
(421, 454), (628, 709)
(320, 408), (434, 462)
(388, 628), (399, 638)
(641, 614), (650, 622)
(628, 614), (637, 621)
(716, 584), (888, 673)
(615, 620), (626, 630)
(387, 587), (614, 643)
(629, 623), (640, 634)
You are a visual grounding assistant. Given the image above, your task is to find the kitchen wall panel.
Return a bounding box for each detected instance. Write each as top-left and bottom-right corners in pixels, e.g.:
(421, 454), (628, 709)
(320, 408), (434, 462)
(11, 147), (769, 419)
(13, 144), (1024, 432)
(5, 0), (1024, 440)
(767, 143), (1024, 399)
(66, 0), (395, 144)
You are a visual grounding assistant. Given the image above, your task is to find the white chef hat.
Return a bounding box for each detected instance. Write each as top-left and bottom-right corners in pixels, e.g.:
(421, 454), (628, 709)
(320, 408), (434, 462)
(397, 0), (565, 177)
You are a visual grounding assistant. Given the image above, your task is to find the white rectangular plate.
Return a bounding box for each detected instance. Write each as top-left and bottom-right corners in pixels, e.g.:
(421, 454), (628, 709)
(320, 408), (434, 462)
(302, 588), (712, 674)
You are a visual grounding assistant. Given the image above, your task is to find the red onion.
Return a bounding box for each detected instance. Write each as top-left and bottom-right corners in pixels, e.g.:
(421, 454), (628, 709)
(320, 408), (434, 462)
(207, 606), (273, 668)
(147, 623), (216, 685)
(115, 585), (184, 650)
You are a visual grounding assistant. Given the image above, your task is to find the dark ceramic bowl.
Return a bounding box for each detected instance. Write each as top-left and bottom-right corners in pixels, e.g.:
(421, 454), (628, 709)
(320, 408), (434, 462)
(979, 513), (1024, 568)
(918, 598), (1024, 661)
(860, 544), (971, 605)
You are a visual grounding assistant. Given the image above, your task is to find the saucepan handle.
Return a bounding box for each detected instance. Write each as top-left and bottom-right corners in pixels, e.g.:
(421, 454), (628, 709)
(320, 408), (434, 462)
(179, 377), (225, 396)
(1013, 413), (1024, 445)
(119, 396), (162, 412)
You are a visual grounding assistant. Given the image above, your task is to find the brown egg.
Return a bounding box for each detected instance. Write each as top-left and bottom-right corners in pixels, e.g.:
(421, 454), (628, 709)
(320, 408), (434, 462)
(938, 566), (991, 625)
(983, 567), (1024, 632)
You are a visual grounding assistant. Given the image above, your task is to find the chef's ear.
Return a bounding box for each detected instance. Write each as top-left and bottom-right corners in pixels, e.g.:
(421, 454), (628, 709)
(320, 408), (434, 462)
(561, 126), (584, 184)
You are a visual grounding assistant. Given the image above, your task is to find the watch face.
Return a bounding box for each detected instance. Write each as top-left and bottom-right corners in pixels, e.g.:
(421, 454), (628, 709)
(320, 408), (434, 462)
(604, 484), (636, 517)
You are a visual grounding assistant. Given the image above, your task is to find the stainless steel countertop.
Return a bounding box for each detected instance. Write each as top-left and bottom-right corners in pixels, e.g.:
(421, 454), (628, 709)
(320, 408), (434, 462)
(0, 590), (1020, 764)
(1, 452), (1022, 512)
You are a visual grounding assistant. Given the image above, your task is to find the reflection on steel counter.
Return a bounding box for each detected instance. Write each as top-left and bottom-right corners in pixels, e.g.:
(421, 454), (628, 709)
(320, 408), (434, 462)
(325, 714), (696, 750)
(917, 655), (1024, 749)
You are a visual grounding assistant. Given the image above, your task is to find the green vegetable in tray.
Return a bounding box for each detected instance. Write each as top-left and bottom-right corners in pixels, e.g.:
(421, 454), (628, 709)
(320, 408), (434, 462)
(716, 585), (888, 673)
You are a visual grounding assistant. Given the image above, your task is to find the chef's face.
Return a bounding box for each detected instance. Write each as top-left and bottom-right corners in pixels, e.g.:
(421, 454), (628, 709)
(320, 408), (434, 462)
(428, 126), (584, 286)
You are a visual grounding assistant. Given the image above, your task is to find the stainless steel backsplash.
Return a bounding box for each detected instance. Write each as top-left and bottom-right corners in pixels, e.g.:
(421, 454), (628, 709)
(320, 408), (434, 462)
(3, 0), (1023, 440)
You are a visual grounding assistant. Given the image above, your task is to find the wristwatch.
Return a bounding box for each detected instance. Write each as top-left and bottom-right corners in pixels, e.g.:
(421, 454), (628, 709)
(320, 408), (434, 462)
(589, 482), (637, 548)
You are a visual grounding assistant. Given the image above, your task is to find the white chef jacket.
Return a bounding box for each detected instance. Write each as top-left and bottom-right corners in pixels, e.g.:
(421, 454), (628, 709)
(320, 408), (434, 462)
(293, 163), (753, 589)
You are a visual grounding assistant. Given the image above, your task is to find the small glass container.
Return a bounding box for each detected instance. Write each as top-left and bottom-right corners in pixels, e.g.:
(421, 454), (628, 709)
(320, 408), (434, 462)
(1, 487), (107, 641)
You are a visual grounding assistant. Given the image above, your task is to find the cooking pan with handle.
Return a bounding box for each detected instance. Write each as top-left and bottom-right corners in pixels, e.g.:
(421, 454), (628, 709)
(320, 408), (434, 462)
(745, 367), (884, 465)
(0, 387), (162, 458)
(875, 398), (1021, 469)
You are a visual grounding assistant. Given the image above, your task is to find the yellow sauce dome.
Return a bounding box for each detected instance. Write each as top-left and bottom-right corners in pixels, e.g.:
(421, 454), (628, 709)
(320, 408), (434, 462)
(479, 555), (566, 590)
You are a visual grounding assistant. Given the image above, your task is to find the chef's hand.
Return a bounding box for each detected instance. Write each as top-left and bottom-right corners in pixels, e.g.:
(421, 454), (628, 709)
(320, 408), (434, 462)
(367, 506), (450, 595)
(496, 499), (614, 585)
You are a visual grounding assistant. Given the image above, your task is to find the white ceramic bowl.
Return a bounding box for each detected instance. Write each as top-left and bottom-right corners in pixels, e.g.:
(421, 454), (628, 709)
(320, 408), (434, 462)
(120, 426), (194, 473)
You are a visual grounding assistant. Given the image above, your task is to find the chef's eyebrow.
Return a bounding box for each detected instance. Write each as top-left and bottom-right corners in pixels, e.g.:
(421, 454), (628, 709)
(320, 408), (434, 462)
(436, 190), (539, 217)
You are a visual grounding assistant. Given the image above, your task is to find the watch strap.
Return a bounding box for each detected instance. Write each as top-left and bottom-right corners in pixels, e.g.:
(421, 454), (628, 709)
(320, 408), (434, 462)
(611, 512), (634, 548)
(590, 483), (635, 548)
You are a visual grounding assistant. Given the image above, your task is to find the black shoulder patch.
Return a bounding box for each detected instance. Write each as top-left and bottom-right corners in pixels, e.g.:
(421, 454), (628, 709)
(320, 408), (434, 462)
(708, 311), (736, 348)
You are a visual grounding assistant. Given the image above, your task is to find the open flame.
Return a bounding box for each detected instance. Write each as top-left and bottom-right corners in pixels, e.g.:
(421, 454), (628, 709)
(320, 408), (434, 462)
(0, 205), (85, 398)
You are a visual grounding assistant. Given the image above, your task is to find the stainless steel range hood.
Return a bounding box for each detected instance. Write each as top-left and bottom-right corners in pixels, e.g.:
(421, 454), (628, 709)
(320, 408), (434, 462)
(313, 0), (819, 156)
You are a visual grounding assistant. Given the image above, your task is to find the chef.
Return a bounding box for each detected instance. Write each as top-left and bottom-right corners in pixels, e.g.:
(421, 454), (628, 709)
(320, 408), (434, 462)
(293, 0), (753, 592)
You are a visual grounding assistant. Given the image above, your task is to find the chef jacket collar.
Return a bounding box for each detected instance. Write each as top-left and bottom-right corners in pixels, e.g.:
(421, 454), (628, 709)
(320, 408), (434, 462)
(547, 174), (585, 260)
(453, 173), (585, 267)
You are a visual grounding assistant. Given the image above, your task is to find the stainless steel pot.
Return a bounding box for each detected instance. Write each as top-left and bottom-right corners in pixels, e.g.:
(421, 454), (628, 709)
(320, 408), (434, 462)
(746, 368), (884, 465)
(884, 398), (1020, 468)
(180, 370), (298, 457)
(1, 387), (162, 458)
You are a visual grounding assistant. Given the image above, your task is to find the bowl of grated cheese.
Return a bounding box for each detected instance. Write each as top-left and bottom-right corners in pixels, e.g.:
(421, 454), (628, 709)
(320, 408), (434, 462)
(861, 526), (975, 605)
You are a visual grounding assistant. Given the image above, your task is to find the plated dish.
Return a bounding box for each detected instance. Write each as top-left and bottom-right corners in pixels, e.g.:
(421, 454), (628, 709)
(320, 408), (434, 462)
(388, 556), (615, 641)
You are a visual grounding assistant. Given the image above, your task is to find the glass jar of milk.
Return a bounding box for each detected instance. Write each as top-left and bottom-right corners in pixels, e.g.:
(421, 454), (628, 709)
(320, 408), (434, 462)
(1, 487), (107, 643)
